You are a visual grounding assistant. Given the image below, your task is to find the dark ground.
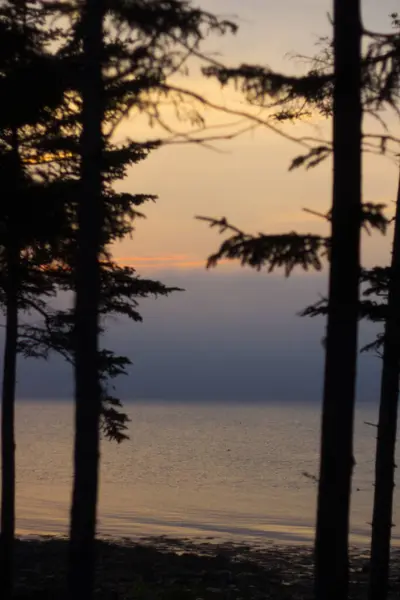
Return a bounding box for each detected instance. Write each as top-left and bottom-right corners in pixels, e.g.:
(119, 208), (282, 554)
(12, 536), (400, 599)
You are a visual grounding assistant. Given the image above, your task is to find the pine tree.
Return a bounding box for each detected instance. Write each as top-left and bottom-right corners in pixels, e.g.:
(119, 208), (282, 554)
(40, 2), (237, 598)
(0, 2), (67, 596)
(200, 10), (398, 599)
(301, 169), (400, 600)
(311, 5), (363, 597)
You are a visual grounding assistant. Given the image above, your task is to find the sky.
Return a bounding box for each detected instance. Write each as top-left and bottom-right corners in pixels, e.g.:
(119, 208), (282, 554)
(14, 0), (400, 404)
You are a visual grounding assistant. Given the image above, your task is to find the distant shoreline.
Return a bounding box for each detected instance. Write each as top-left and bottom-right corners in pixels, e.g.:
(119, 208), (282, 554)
(16, 397), (380, 406)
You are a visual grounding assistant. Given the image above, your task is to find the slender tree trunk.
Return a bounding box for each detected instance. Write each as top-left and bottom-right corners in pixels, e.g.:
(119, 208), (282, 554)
(314, 2), (362, 600)
(368, 170), (400, 600)
(67, 1), (104, 599)
(0, 240), (19, 600)
(1, 121), (22, 600)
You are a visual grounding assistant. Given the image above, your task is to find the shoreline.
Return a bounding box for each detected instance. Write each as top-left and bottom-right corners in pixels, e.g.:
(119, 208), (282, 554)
(13, 535), (400, 599)
(16, 517), (400, 548)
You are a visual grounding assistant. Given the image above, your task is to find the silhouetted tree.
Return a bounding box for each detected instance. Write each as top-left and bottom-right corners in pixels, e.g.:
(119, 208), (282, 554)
(368, 17), (400, 600)
(209, 14), (398, 598)
(64, 2), (104, 598)
(301, 168), (400, 600)
(40, 2), (237, 598)
(367, 204), (400, 600)
(200, 10), (400, 599)
(0, 2), (68, 596)
(0, 145), (20, 600)
(314, 7), (363, 594)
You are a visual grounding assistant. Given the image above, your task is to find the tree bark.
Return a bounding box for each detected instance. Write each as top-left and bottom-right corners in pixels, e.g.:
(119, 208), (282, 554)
(368, 170), (400, 600)
(67, 1), (104, 598)
(314, 2), (362, 600)
(0, 240), (19, 600)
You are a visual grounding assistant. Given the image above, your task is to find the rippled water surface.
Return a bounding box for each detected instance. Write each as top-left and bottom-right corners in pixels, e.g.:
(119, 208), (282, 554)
(7, 400), (400, 544)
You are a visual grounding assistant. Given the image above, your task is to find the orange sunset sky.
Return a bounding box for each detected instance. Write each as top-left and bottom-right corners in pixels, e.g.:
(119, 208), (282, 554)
(18, 1), (400, 401)
(112, 0), (400, 273)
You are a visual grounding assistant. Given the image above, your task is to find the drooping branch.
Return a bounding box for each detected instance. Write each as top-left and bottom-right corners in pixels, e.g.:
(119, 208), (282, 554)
(197, 216), (328, 275)
(197, 203), (389, 275)
(14, 261), (182, 443)
(202, 15), (399, 121)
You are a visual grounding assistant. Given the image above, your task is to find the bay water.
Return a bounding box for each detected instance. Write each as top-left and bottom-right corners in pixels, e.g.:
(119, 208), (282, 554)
(8, 399), (400, 545)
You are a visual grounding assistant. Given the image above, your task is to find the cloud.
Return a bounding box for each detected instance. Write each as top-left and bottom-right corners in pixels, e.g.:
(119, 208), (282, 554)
(10, 270), (383, 404)
(115, 254), (230, 270)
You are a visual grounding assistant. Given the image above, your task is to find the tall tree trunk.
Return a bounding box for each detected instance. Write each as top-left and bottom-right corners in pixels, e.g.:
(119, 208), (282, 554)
(314, 2), (362, 600)
(368, 170), (400, 600)
(0, 240), (19, 600)
(67, 1), (104, 598)
(1, 122), (22, 600)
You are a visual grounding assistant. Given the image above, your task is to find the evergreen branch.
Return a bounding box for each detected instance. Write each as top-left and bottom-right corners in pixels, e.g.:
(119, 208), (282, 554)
(197, 203), (388, 275)
(197, 216), (327, 275)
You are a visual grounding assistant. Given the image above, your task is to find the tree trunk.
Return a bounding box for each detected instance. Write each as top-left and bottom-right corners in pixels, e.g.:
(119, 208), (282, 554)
(0, 239), (19, 600)
(314, 2), (362, 600)
(67, 1), (104, 599)
(368, 170), (400, 600)
(0, 119), (22, 600)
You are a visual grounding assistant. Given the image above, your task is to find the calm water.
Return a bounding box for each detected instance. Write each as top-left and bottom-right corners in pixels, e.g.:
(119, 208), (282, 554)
(8, 400), (400, 545)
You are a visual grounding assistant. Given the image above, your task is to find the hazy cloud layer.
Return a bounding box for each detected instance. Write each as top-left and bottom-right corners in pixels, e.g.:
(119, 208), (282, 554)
(11, 270), (382, 405)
